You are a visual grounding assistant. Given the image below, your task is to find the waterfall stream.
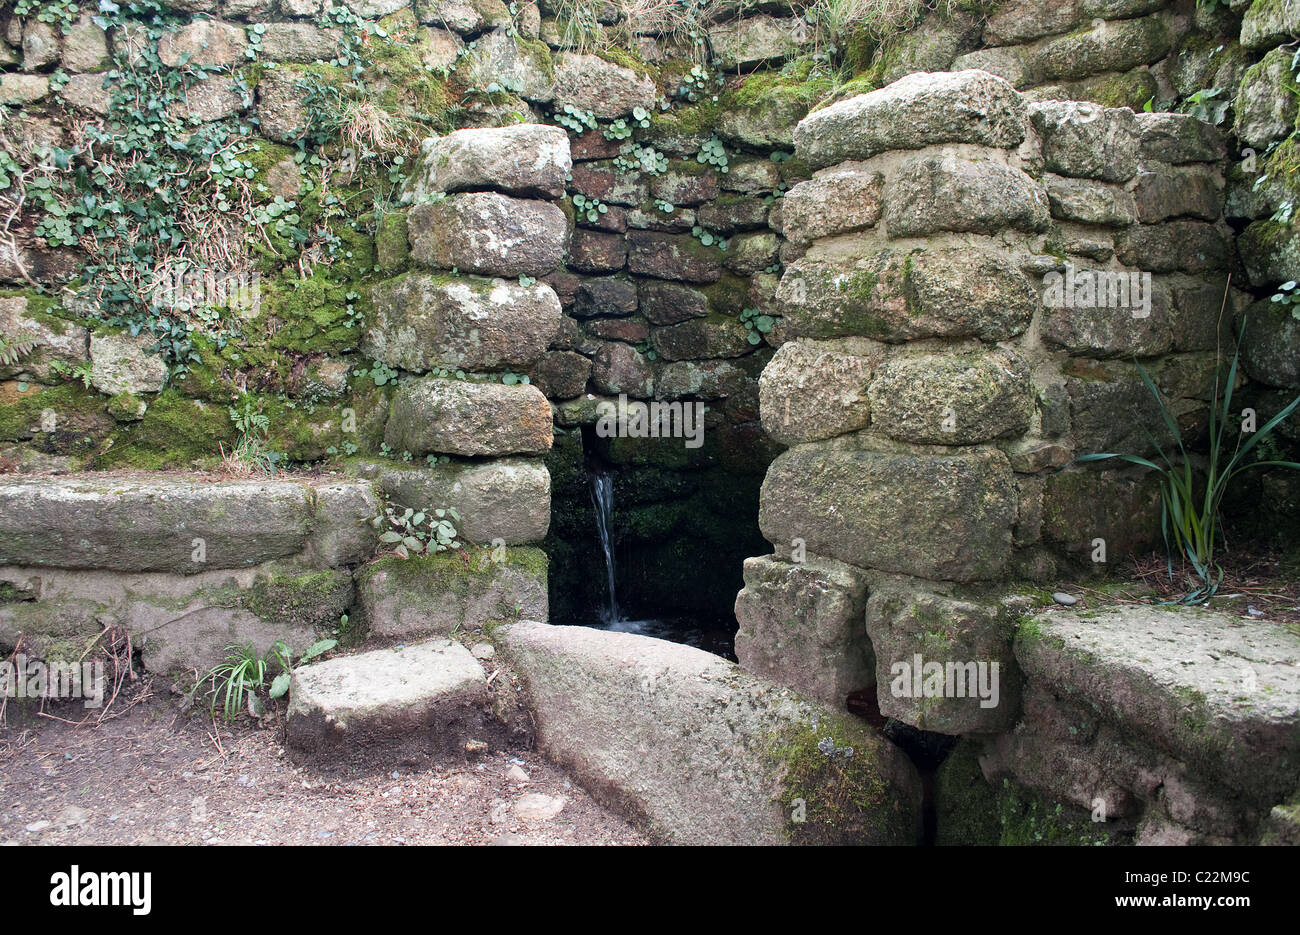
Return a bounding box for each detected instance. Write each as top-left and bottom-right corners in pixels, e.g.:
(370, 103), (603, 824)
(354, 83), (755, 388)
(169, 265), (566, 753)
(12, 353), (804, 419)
(590, 470), (622, 626)
(583, 466), (738, 657)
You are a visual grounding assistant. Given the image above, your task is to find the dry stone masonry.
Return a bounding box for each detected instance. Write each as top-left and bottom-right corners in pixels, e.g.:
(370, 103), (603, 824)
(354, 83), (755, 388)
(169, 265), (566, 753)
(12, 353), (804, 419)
(737, 65), (1300, 844)
(1, 0), (1298, 846)
(0, 475), (379, 673)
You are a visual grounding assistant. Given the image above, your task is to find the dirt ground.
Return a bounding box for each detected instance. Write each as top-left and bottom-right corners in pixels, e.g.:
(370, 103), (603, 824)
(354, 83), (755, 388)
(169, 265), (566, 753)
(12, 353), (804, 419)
(0, 687), (647, 846)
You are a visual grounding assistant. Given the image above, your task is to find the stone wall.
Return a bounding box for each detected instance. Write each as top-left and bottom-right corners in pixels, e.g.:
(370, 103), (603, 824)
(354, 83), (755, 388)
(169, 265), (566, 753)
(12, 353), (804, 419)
(0, 474), (378, 672)
(732, 57), (1300, 843)
(0, 470), (551, 673)
(382, 121), (789, 623)
(1, 0), (1298, 843)
(738, 67), (1234, 715)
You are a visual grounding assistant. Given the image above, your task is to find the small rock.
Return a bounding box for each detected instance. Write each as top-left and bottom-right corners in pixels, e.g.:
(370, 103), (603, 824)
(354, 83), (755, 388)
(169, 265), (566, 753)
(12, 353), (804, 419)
(56, 807), (87, 828)
(25, 821), (50, 833)
(472, 643), (496, 661)
(515, 793), (566, 821)
(1052, 592), (1079, 606)
(506, 764), (529, 782)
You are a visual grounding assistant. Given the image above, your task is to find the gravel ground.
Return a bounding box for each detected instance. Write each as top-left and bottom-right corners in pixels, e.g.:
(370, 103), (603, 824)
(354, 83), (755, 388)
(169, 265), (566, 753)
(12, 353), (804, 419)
(0, 687), (647, 846)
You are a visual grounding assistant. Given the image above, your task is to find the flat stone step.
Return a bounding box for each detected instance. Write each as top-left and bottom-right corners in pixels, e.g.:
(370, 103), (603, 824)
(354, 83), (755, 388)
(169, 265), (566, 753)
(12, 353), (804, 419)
(1016, 605), (1300, 805)
(286, 639), (498, 767)
(0, 474), (380, 573)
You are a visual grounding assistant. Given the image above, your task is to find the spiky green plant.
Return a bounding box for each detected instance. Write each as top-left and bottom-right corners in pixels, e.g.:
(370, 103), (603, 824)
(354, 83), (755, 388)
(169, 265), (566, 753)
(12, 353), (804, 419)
(195, 638), (337, 722)
(1078, 324), (1300, 602)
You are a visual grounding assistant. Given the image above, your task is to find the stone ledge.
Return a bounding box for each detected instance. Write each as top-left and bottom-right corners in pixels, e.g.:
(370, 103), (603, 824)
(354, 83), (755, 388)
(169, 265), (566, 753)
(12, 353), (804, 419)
(0, 560), (354, 674)
(793, 70), (1027, 169)
(354, 547), (548, 638)
(0, 475), (380, 574)
(1015, 605), (1300, 805)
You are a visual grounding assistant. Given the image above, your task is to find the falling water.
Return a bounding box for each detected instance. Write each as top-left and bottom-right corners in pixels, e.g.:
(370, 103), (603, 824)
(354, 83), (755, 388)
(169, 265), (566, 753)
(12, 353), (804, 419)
(590, 470), (622, 626)
(584, 466), (738, 657)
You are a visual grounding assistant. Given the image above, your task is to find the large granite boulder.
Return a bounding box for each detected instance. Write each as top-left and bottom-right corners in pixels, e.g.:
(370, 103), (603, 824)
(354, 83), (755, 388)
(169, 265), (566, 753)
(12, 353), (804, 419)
(499, 620), (922, 844)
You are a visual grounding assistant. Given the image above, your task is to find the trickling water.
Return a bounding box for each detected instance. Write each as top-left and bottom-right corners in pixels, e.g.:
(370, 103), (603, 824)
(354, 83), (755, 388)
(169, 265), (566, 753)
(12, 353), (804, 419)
(590, 470), (621, 626)
(583, 465), (739, 658)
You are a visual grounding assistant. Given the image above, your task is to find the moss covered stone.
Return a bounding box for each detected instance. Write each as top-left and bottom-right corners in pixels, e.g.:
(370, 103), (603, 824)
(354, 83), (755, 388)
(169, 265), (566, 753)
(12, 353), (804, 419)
(375, 211), (410, 272)
(259, 272), (367, 357)
(240, 566), (354, 630)
(0, 595), (107, 663)
(0, 382), (109, 449)
(500, 619), (923, 844)
(355, 546), (549, 638)
(767, 709), (919, 845)
(718, 67), (835, 149)
(97, 389), (234, 470)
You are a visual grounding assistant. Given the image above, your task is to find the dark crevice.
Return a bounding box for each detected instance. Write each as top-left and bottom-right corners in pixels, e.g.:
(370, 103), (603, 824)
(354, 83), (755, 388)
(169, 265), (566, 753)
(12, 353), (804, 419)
(847, 688), (959, 846)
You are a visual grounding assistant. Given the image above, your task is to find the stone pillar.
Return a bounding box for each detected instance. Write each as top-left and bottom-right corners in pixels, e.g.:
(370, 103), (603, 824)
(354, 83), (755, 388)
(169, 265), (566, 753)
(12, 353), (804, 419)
(357, 124), (574, 637)
(737, 70), (1230, 734)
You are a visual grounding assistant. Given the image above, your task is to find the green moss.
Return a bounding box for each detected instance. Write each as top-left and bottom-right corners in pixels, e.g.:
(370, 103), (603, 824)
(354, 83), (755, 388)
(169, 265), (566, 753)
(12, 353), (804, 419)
(171, 337), (234, 404)
(934, 740), (1003, 845)
(1016, 615), (1055, 647)
(0, 582), (31, 603)
(258, 271), (365, 357)
(665, 157), (714, 179)
(513, 34), (556, 79)
(596, 45), (657, 81)
(375, 211), (410, 272)
(357, 547), (548, 620)
(1239, 218), (1293, 258)
(618, 500), (691, 542)
(241, 138), (297, 190)
(730, 67), (834, 111)
(0, 597), (108, 662)
(993, 777), (1123, 845)
(96, 389), (233, 470)
(261, 395), (347, 462)
(1272, 133), (1300, 175)
(1078, 68), (1159, 110)
(0, 382), (111, 460)
(238, 61), (267, 90)
(767, 712), (910, 845)
(106, 392), (145, 422)
(0, 287), (78, 334)
(815, 265), (898, 338)
(369, 34), (457, 127)
(648, 97), (724, 140)
(241, 568), (352, 630)
(812, 74), (880, 112)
